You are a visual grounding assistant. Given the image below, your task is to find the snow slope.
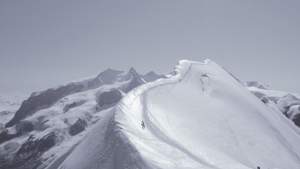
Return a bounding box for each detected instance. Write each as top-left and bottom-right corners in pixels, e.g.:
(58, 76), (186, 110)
(58, 60), (300, 169)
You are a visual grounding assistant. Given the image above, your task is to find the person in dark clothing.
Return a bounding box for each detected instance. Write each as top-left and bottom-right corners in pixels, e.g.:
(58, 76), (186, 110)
(141, 120), (145, 129)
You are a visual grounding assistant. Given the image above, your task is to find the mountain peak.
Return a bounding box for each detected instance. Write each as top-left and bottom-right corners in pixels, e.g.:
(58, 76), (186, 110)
(128, 67), (139, 76)
(96, 68), (123, 84)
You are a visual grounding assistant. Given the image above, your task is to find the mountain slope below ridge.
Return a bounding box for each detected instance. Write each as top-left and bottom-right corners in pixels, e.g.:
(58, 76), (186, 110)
(57, 60), (300, 169)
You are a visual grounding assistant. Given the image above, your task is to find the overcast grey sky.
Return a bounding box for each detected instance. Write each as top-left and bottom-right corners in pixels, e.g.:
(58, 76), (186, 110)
(0, 0), (299, 96)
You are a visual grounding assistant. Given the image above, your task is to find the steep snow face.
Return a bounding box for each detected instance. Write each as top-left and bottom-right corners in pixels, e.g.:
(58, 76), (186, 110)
(115, 60), (300, 169)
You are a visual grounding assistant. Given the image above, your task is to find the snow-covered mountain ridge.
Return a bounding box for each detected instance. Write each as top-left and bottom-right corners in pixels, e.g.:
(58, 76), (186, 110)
(0, 60), (300, 169)
(58, 60), (300, 169)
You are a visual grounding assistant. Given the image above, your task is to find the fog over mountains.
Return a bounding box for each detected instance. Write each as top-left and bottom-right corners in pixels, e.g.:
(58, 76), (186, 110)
(0, 60), (300, 169)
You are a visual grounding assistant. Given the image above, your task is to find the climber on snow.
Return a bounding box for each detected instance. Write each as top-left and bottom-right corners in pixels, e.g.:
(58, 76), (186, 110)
(141, 120), (145, 129)
(201, 73), (209, 78)
(200, 73), (209, 92)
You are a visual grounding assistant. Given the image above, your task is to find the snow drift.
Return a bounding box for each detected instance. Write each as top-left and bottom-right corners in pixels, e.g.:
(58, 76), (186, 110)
(57, 60), (300, 169)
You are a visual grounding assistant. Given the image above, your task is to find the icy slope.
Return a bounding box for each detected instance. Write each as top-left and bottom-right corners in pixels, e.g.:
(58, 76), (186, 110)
(58, 60), (300, 169)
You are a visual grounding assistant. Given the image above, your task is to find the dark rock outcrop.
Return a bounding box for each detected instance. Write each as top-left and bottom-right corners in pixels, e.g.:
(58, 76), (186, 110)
(121, 68), (145, 93)
(69, 119), (87, 136)
(96, 68), (124, 84)
(16, 121), (34, 135)
(142, 71), (165, 82)
(15, 132), (57, 159)
(0, 129), (17, 144)
(96, 89), (122, 108)
(63, 100), (86, 113)
(1, 132), (57, 169)
(293, 113), (300, 127)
